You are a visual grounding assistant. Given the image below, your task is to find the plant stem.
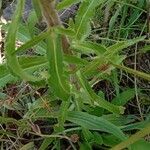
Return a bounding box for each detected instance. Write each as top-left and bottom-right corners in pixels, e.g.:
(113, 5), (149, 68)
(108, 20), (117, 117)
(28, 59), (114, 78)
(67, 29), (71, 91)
(111, 63), (150, 81)
(39, 0), (72, 54)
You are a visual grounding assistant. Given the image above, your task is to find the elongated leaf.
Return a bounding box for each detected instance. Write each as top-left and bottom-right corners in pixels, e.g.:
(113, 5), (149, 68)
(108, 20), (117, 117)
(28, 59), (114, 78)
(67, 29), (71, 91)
(141, 44), (150, 53)
(126, 0), (144, 27)
(0, 64), (17, 87)
(74, 0), (105, 41)
(15, 30), (51, 54)
(112, 88), (135, 105)
(19, 142), (34, 150)
(55, 27), (75, 37)
(72, 40), (107, 54)
(106, 36), (146, 55)
(67, 111), (126, 140)
(77, 71), (124, 114)
(57, 0), (80, 10)
(0, 56), (47, 87)
(2, 21), (46, 55)
(111, 124), (150, 150)
(108, 4), (122, 36)
(64, 55), (88, 66)
(0, 54), (89, 87)
(32, 0), (42, 20)
(131, 139), (150, 150)
(46, 33), (70, 101)
(27, 10), (38, 38)
(5, 0), (41, 82)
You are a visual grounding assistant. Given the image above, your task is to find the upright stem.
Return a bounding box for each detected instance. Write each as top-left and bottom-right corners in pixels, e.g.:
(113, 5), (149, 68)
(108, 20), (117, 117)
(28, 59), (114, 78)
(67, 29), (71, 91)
(39, 0), (72, 54)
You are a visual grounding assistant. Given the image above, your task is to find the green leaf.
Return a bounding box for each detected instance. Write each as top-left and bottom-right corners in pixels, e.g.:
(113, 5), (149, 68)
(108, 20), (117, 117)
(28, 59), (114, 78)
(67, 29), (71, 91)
(32, 0), (42, 20)
(0, 56), (47, 87)
(102, 135), (121, 147)
(19, 142), (34, 150)
(46, 33), (70, 101)
(0, 64), (17, 87)
(106, 36), (146, 55)
(5, 0), (41, 82)
(72, 40), (107, 54)
(141, 44), (150, 53)
(111, 124), (150, 150)
(131, 140), (150, 150)
(125, 0), (144, 27)
(64, 55), (88, 66)
(108, 4), (122, 37)
(112, 88), (135, 105)
(67, 111), (126, 140)
(27, 10), (38, 38)
(57, 0), (81, 10)
(39, 138), (53, 150)
(74, 0), (105, 41)
(55, 27), (75, 37)
(77, 71), (125, 114)
(15, 30), (50, 54)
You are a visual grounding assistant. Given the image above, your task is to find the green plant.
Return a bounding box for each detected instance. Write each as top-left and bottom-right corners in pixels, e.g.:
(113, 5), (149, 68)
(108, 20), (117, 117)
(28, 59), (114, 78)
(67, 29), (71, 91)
(0, 0), (150, 149)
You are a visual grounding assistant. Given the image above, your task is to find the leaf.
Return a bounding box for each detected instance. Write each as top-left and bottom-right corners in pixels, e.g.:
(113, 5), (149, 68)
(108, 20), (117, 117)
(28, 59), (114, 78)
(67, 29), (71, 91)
(24, 108), (58, 119)
(0, 64), (17, 87)
(112, 88), (135, 105)
(55, 27), (75, 37)
(64, 55), (88, 66)
(67, 111), (126, 140)
(77, 71), (125, 114)
(122, 119), (150, 131)
(72, 40), (107, 54)
(2, 22), (46, 55)
(5, 0), (41, 82)
(141, 44), (150, 53)
(108, 4), (122, 36)
(125, 0), (144, 27)
(19, 142), (34, 150)
(102, 135), (121, 147)
(74, 0), (105, 41)
(32, 0), (43, 20)
(131, 140), (150, 150)
(102, 114), (136, 127)
(111, 124), (150, 150)
(57, 0), (81, 10)
(27, 10), (38, 38)
(39, 138), (53, 150)
(106, 36), (146, 55)
(15, 30), (50, 54)
(46, 33), (70, 101)
(0, 116), (19, 126)
(0, 56), (47, 87)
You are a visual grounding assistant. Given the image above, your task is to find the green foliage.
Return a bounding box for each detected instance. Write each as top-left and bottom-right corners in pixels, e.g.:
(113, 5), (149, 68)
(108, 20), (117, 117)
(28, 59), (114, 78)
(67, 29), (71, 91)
(0, 0), (150, 149)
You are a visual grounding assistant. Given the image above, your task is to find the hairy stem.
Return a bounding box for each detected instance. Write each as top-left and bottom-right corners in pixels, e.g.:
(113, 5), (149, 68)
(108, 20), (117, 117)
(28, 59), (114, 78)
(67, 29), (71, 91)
(39, 0), (72, 54)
